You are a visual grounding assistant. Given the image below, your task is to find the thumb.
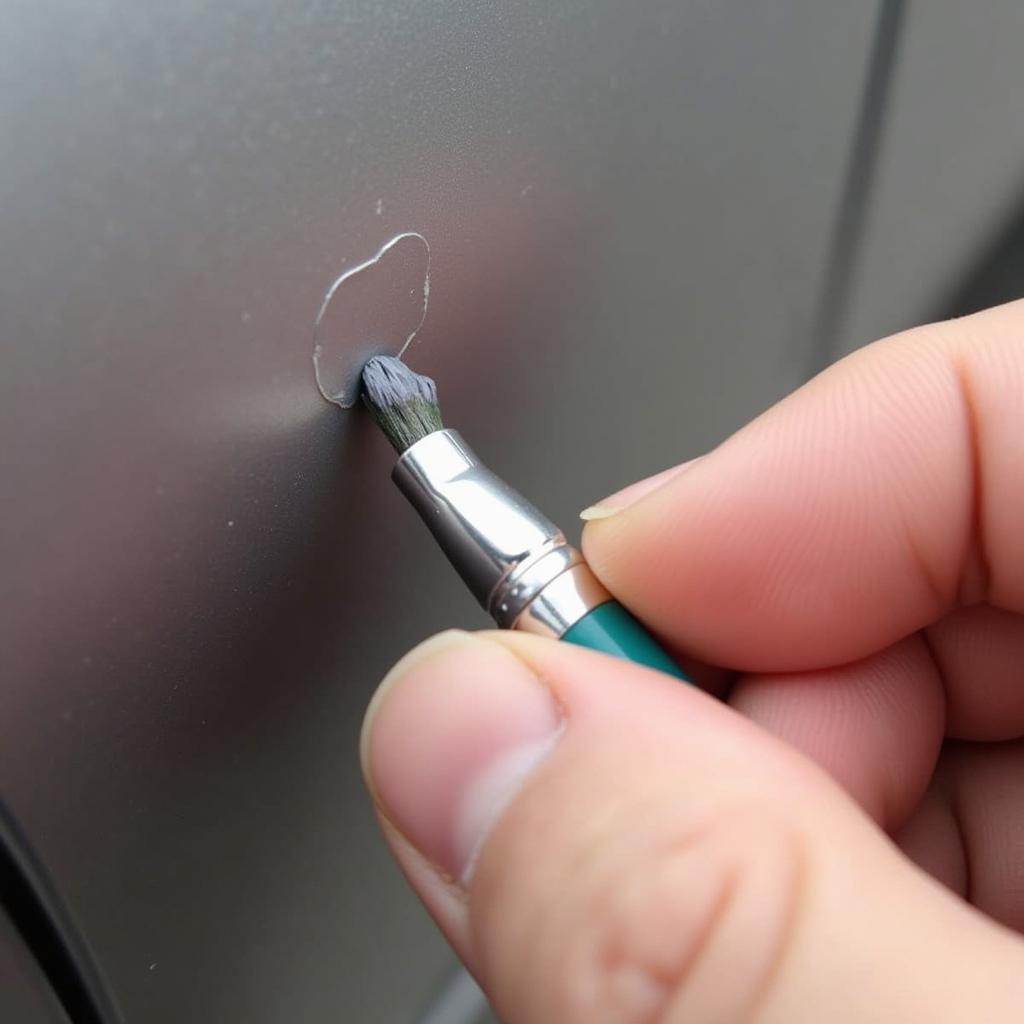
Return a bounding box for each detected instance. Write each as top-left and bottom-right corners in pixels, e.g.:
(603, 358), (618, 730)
(361, 630), (1023, 1023)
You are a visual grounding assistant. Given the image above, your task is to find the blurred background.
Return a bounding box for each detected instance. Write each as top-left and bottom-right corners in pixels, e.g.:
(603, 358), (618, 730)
(2, 1), (1023, 1020)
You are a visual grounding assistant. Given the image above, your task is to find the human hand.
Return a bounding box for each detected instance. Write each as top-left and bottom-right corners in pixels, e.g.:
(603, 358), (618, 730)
(361, 300), (1024, 1022)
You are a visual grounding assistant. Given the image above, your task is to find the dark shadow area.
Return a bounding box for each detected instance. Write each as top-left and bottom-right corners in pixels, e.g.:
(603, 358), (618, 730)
(933, 187), (1024, 319)
(807, 0), (906, 376)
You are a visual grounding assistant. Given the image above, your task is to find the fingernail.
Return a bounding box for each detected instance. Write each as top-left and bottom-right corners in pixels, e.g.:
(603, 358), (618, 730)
(580, 459), (702, 521)
(579, 503), (624, 521)
(361, 630), (562, 885)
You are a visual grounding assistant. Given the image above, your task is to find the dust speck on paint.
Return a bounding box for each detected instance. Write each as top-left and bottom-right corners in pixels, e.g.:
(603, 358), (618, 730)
(375, 198), (383, 215)
(227, 520), (235, 527)
(149, 963), (157, 972)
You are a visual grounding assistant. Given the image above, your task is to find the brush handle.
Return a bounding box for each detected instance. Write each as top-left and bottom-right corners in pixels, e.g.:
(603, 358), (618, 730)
(390, 428), (690, 681)
(560, 600), (690, 681)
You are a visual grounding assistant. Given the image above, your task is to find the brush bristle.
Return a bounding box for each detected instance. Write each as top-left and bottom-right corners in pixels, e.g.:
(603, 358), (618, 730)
(360, 355), (444, 452)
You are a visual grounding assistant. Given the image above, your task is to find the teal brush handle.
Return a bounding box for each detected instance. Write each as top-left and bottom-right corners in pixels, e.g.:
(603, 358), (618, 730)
(561, 600), (690, 681)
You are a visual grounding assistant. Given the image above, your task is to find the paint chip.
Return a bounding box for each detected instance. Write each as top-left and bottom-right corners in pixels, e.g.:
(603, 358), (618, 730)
(312, 232), (431, 408)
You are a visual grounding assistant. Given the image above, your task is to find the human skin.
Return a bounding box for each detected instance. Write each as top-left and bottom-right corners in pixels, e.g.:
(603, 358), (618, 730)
(361, 299), (1024, 1022)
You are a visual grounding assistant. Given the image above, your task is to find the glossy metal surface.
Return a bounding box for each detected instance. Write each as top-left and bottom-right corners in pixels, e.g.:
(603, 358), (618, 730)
(1, 1), (884, 1019)
(515, 565), (613, 641)
(394, 429), (599, 630)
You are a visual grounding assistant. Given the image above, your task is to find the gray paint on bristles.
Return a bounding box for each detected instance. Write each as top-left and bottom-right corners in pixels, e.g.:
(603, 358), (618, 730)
(360, 355), (444, 453)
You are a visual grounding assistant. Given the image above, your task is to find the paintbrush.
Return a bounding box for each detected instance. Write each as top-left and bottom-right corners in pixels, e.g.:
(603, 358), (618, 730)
(360, 356), (687, 679)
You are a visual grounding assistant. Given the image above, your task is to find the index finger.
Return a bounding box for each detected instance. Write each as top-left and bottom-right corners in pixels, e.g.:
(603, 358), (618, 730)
(582, 299), (1024, 672)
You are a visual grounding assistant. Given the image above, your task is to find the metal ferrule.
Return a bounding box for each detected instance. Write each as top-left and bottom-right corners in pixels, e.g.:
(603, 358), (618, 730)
(392, 429), (611, 637)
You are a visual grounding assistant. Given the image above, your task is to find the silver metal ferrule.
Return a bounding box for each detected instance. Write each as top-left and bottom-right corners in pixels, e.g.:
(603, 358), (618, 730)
(392, 429), (611, 637)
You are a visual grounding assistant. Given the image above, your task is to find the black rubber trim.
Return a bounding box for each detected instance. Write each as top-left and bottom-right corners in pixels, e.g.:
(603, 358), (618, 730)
(0, 801), (121, 1024)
